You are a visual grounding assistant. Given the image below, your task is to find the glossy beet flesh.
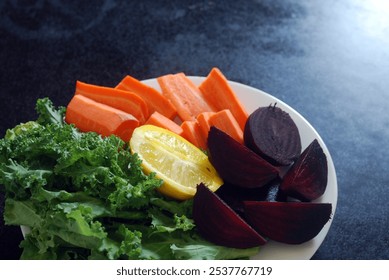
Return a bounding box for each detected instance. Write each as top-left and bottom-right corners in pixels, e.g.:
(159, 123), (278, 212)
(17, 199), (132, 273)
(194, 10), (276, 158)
(207, 126), (279, 188)
(243, 201), (332, 244)
(244, 104), (301, 166)
(280, 139), (328, 201)
(192, 183), (267, 248)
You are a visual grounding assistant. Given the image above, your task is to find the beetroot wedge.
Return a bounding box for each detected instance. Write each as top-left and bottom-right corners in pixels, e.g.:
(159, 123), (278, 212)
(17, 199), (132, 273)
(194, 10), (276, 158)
(280, 139), (328, 201)
(193, 183), (267, 248)
(244, 104), (301, 166)
(243, 201), (332, 244)
(207, 126), (279, 188)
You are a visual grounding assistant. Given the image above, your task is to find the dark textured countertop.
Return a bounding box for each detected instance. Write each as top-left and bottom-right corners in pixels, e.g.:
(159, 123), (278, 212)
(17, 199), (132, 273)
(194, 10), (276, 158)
(1, 0), (388, 260)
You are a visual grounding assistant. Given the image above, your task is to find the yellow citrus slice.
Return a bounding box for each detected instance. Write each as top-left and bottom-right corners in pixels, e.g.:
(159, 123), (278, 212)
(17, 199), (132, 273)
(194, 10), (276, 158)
(129, 125), (223, 200)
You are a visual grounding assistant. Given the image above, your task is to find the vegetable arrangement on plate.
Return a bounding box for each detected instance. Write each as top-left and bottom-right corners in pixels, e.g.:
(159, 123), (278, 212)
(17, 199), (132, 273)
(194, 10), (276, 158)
(0, 68), (332, 259)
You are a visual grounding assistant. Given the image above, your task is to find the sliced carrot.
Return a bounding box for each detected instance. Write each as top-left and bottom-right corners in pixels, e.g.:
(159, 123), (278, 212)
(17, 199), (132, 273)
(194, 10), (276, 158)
(65, 95), (139, 142)
(180, 120), (207, 150)
(195, 109), (243, 145)
(196, 111), (216, 141)
(116, 75), (177, 120)
(208, 109), (244, 144)
(199, 68), (248, 130)
(145, 111), (183, 136)
(75, 81), (149, 124)
(157, 73), (213, 122)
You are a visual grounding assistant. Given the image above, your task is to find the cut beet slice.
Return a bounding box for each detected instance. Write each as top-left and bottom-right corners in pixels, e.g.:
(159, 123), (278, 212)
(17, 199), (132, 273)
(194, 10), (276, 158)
(207, 126), (279, 188)
(244, 104), (301, 166)
(280, 139), (328, 201)
(243, 201), (332, 244)
(193, 183), (267, 249)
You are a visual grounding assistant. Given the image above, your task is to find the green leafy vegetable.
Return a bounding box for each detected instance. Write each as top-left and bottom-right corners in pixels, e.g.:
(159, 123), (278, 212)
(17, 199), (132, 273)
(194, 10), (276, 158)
(0, 98), (260, 260)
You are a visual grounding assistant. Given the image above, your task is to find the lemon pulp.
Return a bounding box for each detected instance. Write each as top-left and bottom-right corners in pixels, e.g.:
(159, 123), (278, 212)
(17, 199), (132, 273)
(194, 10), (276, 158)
(130, 125), (223, 200)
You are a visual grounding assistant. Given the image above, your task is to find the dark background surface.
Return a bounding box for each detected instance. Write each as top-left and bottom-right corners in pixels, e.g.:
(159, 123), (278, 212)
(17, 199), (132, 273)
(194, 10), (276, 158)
(1, 0), (388, 260)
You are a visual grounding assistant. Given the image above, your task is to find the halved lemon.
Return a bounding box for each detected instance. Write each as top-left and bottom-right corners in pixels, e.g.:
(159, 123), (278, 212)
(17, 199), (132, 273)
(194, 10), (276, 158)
(129, 125), (223, 200)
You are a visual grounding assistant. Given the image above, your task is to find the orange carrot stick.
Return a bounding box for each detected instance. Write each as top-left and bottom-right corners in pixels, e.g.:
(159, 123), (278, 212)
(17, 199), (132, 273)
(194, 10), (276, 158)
(116, 75), (177, 120)
(199, 68), (248, 130)
(196, 109), (243, 145)
(180, 120), (207, 150)
(208, 109), (244, 144)
(75, 81), (149, 124)
(65, 95), (139, 142)
(145, 111), (184, 136)
(196, 111), (216, 141)
(157, 73), (213, 122)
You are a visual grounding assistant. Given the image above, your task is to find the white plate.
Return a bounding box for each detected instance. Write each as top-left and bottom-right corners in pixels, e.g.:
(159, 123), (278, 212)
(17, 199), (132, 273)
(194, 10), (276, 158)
(142, 76), (338, 260)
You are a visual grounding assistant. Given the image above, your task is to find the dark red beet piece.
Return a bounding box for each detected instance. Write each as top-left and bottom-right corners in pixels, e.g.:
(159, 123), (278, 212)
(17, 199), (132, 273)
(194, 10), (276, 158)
(207, 126), (279, 188)
(243, 201), (332, 244)
(193, 183), (267, 249)
(280, 139), (328, 201)
(244, 104), (301, 166)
